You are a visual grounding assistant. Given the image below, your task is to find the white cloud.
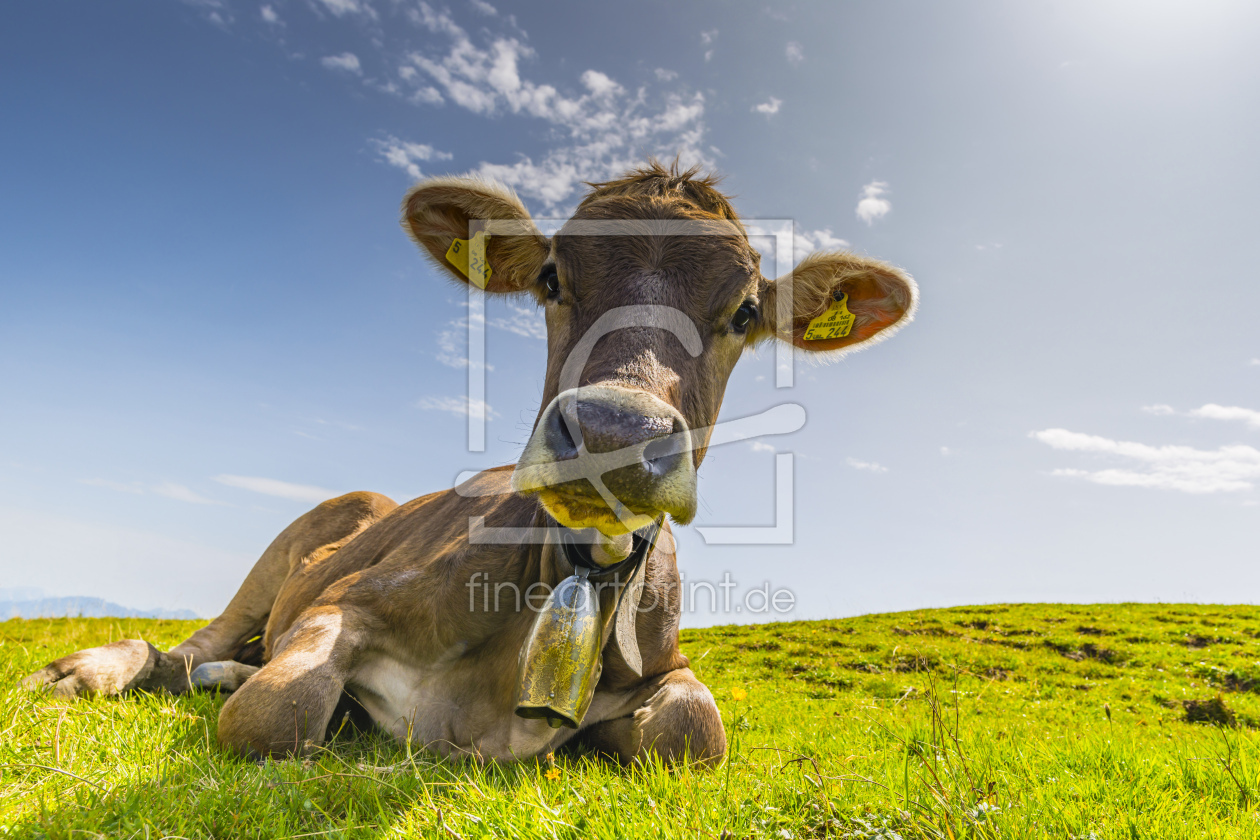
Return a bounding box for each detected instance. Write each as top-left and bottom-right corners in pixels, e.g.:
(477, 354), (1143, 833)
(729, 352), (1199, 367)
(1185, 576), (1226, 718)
(792, 227), (850, 264)
(410, 85), (444, 105)
(436, 303), (541, 368)
(1030, 428), (1260, 494)
(856, 181), (892, 225)
(437, 324), (471, 368)
(847, 457), (889, 473)
(418, 395), (499, 420)
(1249, 358), (1260, 366)
(390, 8), (712, 211)
(373, 136), (452, 179)
(1141, 402), (1260, 429)
(752, 97), (782, 116)
(260, 4), (280, 24)
(321, 52), (362, 74)
(1190, 403), (1260, 429)
(786, 41), (804, 65)
(434, 310), (496, 370)
(317, 0), (372, 17)
(749, 441), (775, 453)
(940, 446), (953, 457)
(204, 0), (711, 213)
(213, 474), (338, 503)
(82, 477), (224, 505)
(182, 0), (232, 27)
(488, 302), (546, 339)
(701, 29), (718, 61)
(152, 482), (224, 506)
(580, 70), (622, 99)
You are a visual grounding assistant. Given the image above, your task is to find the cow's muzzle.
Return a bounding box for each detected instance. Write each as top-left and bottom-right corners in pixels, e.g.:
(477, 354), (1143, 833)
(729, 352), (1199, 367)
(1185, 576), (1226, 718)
(512, 386), (697, 534)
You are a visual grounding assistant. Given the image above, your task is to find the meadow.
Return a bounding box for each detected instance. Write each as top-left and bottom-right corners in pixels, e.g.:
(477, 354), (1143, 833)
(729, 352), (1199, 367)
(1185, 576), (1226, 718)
(4, 603), (1260, 839)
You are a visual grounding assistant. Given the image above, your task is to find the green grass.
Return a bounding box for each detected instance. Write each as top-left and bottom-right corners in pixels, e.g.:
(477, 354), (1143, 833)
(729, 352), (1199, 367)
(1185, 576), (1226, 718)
(4, 603), (1260, 838)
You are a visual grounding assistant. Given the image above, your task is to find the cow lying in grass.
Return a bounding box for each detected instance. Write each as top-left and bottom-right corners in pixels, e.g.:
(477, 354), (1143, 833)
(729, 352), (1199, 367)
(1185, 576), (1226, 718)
(24, 162), (917, 766)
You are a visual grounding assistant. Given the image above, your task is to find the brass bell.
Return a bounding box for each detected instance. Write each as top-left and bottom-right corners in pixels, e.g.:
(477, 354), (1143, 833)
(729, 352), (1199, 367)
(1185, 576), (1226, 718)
(514, 568), (603, 729)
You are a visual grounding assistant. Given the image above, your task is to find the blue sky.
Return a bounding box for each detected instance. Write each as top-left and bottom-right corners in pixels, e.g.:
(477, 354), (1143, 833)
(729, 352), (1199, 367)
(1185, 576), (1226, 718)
(2, 0), (1258, 623)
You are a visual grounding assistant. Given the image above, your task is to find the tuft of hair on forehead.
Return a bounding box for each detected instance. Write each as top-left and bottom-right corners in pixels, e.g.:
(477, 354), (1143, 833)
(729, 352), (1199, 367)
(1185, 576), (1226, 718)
(580, 158), (741, 226)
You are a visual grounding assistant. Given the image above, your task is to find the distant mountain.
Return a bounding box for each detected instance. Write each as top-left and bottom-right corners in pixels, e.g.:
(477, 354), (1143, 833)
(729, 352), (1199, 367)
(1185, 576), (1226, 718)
(0, 597), (199, 621)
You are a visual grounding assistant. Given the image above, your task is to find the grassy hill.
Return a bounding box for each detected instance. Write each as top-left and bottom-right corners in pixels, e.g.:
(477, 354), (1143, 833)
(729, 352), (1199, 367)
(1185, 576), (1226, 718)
(3, 603), (1260, 838)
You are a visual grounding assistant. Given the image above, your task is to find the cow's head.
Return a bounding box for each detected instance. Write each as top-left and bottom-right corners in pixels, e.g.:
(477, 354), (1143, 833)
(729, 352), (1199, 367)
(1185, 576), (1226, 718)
(404, 163), (917, 537)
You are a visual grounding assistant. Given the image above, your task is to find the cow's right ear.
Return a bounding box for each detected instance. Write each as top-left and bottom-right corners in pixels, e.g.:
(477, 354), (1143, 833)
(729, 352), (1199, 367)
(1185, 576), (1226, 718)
(402, 176), (550, 294)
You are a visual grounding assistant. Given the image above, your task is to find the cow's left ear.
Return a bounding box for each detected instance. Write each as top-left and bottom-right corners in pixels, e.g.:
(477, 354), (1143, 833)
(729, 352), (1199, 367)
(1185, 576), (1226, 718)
(402, 175), (550, 294)
(756, 251), (918, 358)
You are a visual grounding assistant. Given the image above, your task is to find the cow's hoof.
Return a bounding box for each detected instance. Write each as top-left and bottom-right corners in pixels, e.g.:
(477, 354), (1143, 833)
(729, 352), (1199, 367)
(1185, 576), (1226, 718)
(190, 661), (260, 693)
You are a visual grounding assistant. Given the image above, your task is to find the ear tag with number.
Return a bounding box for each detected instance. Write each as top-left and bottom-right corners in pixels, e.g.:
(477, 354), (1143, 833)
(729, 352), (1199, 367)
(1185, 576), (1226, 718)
(803, 291), (855, 341)
(445, 231), (492, 289)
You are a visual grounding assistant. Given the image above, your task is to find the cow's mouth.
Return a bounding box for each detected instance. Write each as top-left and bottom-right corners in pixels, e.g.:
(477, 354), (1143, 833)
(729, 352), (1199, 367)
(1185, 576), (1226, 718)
(533, 487), (660, 536)
(513, 386), (697, 536)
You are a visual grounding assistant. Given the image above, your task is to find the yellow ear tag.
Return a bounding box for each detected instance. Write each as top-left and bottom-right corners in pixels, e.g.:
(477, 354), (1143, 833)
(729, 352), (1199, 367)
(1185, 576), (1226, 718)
(803, 292), (856, 341)
(445, 231), (492, 289)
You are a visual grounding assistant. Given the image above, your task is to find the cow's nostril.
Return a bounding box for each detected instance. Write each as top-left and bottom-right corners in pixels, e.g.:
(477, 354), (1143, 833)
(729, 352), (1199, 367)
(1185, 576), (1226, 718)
(545, 404), (580, 459)
(642, 436), (683, 477)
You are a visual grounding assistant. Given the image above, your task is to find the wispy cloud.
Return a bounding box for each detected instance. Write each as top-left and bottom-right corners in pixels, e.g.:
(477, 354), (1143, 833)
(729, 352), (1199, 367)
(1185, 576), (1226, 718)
(373, 136), (452, 180)
(749, 441), (775, 453)
(700, 29), (718, 62)
(856, 181), (892, 225)
(1249, 358), (1260, 366)
(847, 457), (889, 473)
(391, 5), (711, 210)
(1190, 404), (1260, 429)
(792, 227), (850, 264)
(1031, 428), (1260, 494)
(1141, 404), (1175, 416)
(437, 322), (473, 368)
(488, 302), (546, 339)
(434, 308), (497, 370)
(1143, 402), (1260, 429)
(200, 0), (713, 214)
(418, 395), (499, 420)
(181, 0), (232, 27)
(321, 52), (362, 74)
(152, 482), (224, 505)
(213, 474), (337, 503)
(82, 477), (226, 505)
(752, 97), (782, 116)
(785, 41), (804, 65)
(260, 4), (281, 24)
(316, 0), (373, 18)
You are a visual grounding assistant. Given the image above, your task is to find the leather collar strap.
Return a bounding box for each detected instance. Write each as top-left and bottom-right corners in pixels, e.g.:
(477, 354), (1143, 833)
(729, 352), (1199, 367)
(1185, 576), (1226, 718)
(558, 518), (663, 582)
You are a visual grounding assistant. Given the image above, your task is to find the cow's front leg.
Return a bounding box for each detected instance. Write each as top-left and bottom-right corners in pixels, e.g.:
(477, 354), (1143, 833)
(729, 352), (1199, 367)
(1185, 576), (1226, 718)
(582, 668), (726, 768)
(20, 639), (174, 699)
(216, 606), (361, 758)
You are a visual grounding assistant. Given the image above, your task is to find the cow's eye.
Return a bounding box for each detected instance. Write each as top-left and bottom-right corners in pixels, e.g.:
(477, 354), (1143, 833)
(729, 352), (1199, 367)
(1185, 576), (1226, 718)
(539, 266), (560, 298)
(731, 302), (756, 334)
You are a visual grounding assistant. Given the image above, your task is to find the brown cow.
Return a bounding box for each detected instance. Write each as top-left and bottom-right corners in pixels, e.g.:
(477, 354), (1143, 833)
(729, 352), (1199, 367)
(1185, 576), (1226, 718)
(23, 161), (917, 766)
